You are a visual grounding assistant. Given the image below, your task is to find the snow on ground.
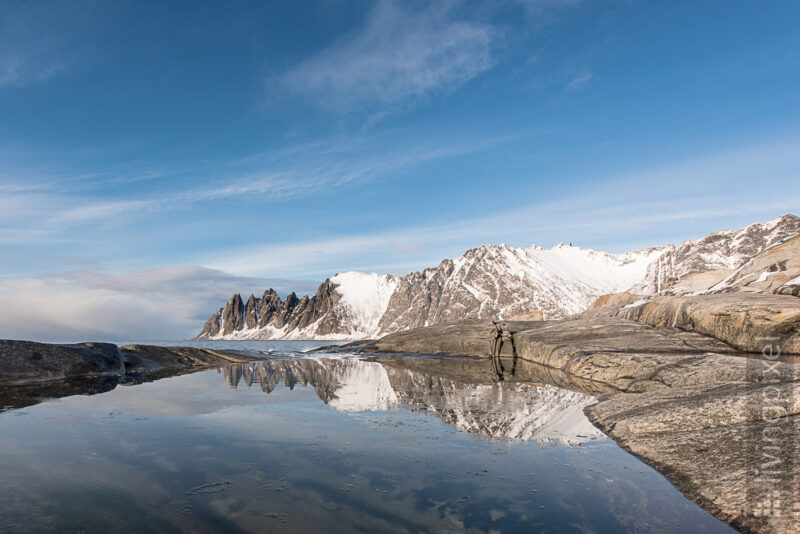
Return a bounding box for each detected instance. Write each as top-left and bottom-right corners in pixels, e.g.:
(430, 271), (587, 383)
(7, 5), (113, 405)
(755, 271), (779, 283)
(783, 275), (800, 287)
(524, 244), (664, 295)
(622, 299), (654, 309)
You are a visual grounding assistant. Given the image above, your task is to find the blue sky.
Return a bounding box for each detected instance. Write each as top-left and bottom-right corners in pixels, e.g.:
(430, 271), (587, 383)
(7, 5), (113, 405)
(1, 0), (799, 340)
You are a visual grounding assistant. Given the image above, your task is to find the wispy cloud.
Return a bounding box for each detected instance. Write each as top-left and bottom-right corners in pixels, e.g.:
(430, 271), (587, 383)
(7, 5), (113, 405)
(0, 132), (500, 229)
(0, 1), (100, 88)
(278, 0), (495, 112)
(566, 70), (592, 89)
(205, 194), (800, 278)
(0, 51), (70, 88)
(202, 136), (800, 276)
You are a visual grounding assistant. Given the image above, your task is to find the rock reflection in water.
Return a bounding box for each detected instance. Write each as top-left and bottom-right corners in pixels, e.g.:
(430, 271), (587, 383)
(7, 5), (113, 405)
(217, 357), (603, 444)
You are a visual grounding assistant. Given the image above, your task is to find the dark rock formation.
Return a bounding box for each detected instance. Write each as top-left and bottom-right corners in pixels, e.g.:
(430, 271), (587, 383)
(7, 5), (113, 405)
(200, 308), (222, 337)
(222, 293), (245, 333)
(196, 279), (351, 339)
(120, 344), (257, 368)
(0, 339), (126, 386)
(0, 339), (257, 410)
(245, 294), (258, 329)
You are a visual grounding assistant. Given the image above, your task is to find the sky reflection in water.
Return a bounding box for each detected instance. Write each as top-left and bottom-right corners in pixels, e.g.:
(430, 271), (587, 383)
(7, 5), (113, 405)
(0, 356), (734, 533)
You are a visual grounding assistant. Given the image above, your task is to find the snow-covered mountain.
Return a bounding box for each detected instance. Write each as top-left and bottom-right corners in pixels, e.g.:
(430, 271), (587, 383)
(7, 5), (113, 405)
(197, 214), (800, 340)
(376, 243), (663, 334)
(198, 272), (397, 340)
(629, 214), (800, 294)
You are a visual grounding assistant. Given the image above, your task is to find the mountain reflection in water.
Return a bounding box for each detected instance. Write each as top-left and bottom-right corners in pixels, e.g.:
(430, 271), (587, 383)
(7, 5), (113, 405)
(0, 354), (735, 534)
(217, 358), (604, 444)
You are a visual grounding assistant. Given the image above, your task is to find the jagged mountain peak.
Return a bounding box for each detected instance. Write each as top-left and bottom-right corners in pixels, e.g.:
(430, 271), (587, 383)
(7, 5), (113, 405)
(197, 271), (398, 340)
(197, 214), (799, 340)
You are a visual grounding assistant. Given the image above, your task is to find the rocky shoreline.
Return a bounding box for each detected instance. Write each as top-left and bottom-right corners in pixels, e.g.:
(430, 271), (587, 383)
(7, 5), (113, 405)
(0, 340), (256, 411)
(349, 294), (800, 534)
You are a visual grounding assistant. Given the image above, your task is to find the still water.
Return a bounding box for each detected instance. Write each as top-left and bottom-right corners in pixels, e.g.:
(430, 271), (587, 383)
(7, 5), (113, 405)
(0, 344), (734, 533)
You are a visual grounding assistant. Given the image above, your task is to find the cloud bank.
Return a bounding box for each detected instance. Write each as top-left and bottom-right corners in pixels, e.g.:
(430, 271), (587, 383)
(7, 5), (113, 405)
(0, 267), (320, 342)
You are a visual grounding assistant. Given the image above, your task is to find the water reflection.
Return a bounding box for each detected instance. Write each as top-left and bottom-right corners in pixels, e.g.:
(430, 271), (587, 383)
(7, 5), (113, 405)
(0, 355), (735, 534)
(217, 358), (604, 444)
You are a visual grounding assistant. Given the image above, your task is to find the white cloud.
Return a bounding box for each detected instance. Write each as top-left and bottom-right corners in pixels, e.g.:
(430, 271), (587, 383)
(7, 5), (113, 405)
(0, 46), (73, 88)
(279, 0), (495, 112)
(0, 267), (320, 342)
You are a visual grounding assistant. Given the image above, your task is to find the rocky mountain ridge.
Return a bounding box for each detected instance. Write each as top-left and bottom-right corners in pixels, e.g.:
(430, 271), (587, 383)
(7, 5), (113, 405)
(197, 214), (800, 340)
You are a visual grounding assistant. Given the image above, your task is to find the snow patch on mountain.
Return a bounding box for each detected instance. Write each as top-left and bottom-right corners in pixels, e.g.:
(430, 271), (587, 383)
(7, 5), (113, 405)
(331, 272), (398, 335)
(510, 244), (665, 313)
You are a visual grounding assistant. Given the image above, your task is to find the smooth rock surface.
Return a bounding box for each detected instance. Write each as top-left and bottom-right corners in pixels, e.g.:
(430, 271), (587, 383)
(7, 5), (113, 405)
(584, 293), (800, 354)
(365, 317), (795, 392)
(119, 344), (255, 368)
(0, 339), (255, 386)
(587, 381), (800, 534)
(0, 340), (126, 385)
(360, 316), (800, 533)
